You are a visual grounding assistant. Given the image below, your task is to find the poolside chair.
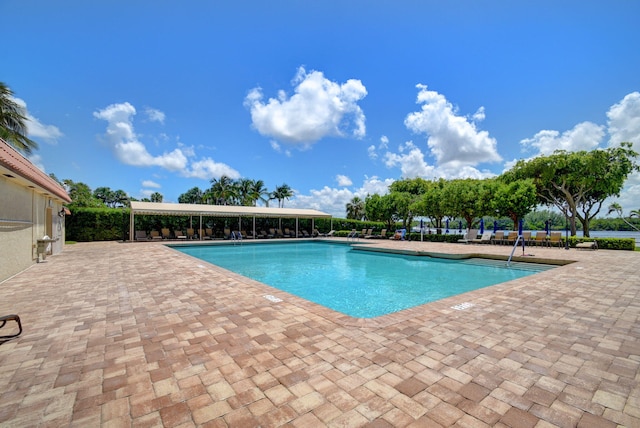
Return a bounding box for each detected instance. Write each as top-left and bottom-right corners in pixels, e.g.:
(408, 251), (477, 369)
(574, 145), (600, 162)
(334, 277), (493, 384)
(243, 230), (255, 239)
(505, 231), (518, 246)
(457, 229), (478, 244)
(471, 231), (493, 244)
(522, 231), (532, 245)
(348, 229), (359, 239)
(203, 228), (213, 240)
(548, 231), (563, 248)
(326, 230), (336, 237)
(186, 228), (197, 240)
(533, 231), (548, 247)
(0, 314), (22, 339)
(135, 230), (149, 241)
(161, 228), (172, 239)
(150, 230), (163, 240)
(174, 230), (187, 239)
(224, 228), (232, 239)
(377, 229), (387, 239)
(576, 240), (598, 250)
(312, 228), (323, 237)
(492, 231), (505, 245)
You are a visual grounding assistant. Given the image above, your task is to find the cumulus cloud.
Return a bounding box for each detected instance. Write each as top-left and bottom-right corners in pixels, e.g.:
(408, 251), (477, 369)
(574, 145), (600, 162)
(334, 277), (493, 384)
(13, 97), (63, 144)
(384, 142), (436, 179)
(404, 84), (502, 166)
(142, 180), (161, 188)
(244, 66), (367, 146)
(336, 174), (352, 186)
(182, 158), (240, 180)
(607, 91), (640, 149)
(520, 121), (604, 155)
(94, 102), (238, 179)
(289, 176), (395, 217)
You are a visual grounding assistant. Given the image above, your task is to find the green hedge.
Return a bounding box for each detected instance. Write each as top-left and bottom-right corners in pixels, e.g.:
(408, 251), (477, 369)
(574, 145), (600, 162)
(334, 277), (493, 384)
(66, 207), (130, 242)
(568, 237), (635, 251)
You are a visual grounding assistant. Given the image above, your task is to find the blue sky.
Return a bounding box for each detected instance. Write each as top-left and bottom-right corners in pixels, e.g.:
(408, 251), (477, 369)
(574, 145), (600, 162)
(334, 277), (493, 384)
(3, 1), (640, 217)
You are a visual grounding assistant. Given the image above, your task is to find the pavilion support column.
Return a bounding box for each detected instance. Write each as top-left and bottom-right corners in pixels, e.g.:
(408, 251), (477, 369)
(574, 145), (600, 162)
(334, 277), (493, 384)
(253, 216), (256, 238)
(129, 209), (134, 242)
(199, 215), (203, 240)
(296, 217), (299, 238)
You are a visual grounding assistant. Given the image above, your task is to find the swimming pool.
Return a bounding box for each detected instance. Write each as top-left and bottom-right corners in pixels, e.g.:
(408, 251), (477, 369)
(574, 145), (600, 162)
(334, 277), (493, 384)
(174, 241), (554, 318)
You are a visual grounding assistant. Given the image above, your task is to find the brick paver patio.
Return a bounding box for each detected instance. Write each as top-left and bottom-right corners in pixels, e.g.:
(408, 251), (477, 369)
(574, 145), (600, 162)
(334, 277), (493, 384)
(1, 239), (639, 427)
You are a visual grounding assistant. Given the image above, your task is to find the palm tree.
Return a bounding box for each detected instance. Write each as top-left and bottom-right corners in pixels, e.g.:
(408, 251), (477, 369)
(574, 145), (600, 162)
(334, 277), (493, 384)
(607, 202), (640, 231)
(251, 180), (270, 206)
(0, 82), (38, 154)
(272, 184), (294, 208)
(237, 178), (255, 206)
(210, 175), (237, 205)
(150, 192), (163, 203)
(346, 196), (365, 220)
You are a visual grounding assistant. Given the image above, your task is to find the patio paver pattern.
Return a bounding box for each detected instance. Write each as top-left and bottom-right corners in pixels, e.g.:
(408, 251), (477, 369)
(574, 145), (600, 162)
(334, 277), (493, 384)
(1, 239), (639, 427)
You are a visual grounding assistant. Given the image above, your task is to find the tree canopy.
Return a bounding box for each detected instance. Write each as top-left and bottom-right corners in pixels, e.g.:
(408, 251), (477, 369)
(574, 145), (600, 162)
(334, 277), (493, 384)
(0, 82), (38, 154)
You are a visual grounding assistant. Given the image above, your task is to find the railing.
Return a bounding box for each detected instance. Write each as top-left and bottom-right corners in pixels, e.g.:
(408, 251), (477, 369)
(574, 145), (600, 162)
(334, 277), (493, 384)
(231, 231), (243, 245)
(507, 235), (522, 266)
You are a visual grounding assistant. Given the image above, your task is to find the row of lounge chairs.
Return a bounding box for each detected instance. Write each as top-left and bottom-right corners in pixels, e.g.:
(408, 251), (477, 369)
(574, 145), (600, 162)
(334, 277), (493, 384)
(459, 230), (565, 247)
(135, 228), (335, 241)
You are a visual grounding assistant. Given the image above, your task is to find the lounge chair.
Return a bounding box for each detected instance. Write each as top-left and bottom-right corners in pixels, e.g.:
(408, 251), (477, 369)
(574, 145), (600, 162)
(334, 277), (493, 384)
(186, 228), (197, 239)
(243, 230), (255, 239)
(457, 229), (478, 244)
(548, 231), (563, 247)
(377, 229), (387, 239)
(224, 228), (232, 239)
(533, 231), (548, 247)
(505, 231), (518, 245)
(492, 231), (505, 245)
(347, 229), (359, 239)
(312, 228), (323, 237)
(471, 231), (493, 244)
(0, 314), (22, 339)
(161, 228), (172, 239)
(135, 230), (149, 241)
(175, 230), (187, 239)
(150, 230), (163, 240)
(203, 228), (213, 240)
(522, 231), (532, 245)
(326, 230), (336, 237)
(576, 240), (598, 250)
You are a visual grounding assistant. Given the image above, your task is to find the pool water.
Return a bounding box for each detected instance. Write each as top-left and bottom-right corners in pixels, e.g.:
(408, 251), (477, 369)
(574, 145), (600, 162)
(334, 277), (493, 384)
(175, 241), (554, 318)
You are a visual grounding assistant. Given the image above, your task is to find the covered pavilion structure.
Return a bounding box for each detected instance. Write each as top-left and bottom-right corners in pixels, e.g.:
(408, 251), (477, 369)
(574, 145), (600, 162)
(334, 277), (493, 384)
(128, 201), (332, 242)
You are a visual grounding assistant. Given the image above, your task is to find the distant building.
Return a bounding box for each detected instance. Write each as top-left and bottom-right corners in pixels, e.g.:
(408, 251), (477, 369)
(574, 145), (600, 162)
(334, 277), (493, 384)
(0, 138), (71, 282)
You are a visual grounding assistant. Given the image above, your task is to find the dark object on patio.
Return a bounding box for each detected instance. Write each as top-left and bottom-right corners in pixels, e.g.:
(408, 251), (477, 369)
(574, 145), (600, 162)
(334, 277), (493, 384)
(0, 314), (22, 339)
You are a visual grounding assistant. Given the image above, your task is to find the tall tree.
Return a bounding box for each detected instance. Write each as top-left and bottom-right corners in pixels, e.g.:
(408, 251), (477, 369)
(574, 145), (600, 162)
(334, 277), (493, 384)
(441, 179), (483, 229)
(273, 184), (294, 208)
(150, 192), (163, 203)
(491, 178), (538, 230)
(178, 187), (204, 204)
(251, 180), (270, 206)
(0, 82), (38, 154)
(365, 193), (396, 229)
(63, 179), (103, 208)
(346, 196), (365, 220)
(506, 144), (638, 236)
(210, 175), (237, 205)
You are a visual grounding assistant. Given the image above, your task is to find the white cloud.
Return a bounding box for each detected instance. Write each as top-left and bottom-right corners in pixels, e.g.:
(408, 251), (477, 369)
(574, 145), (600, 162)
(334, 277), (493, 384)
(520, 121), (604, 155)
(607, 91), (640, 149)
(145, 107), (166, 124)
(384, 142), (436, 179)
(182, 157), (240, 180)
(94, 102), (237, 178)
(368, 145), (378, 160)
(13, 97), (64, 144)
(405, 84), (502, 166)
(142, 180), (161, 188)
(336, 174), (352, 186)
(472, 106), (485, 122)
(270, 140), (291, 157)
(287, 176), (394, 217)
(244, 66), (367, 146)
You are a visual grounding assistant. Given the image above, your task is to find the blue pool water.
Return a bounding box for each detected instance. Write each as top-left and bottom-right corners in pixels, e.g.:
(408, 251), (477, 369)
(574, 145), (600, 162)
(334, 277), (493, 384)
(174, 241), (554, 318)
